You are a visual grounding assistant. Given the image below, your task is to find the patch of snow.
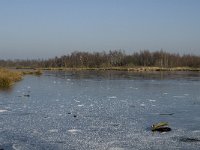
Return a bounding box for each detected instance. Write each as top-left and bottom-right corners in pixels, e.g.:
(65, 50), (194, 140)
(0, 109), (7, 113)
(12, 144), (20, 150)
(149, 99), (156, 102)
(74, 99), (80, 103)
(49, 129), (58, 133)
(173, 96), (185, 98)
(192, 130), (200, 133)
(108, 147), (125, 150)
(68, 129), (80, 134)
(108, 96), (117, 99)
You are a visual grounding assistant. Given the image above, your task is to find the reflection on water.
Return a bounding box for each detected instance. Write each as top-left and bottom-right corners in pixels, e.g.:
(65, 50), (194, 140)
(0, 71), (200, 150)
(0, 86), (14, 94)
(45, 70), (200, 81)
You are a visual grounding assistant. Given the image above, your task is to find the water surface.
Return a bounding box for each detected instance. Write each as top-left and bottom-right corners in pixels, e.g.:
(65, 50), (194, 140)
(0, 71), (200, 150)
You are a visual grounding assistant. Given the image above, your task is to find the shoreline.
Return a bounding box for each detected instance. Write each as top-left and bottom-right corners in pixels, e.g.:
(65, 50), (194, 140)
(15, 67), (200, 72)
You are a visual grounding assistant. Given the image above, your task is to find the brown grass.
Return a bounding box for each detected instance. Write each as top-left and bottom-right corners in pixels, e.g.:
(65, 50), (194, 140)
(0, 68), (22, 88)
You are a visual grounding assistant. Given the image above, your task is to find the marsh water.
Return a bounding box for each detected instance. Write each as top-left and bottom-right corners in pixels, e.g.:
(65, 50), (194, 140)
(0, 71), (200, 150)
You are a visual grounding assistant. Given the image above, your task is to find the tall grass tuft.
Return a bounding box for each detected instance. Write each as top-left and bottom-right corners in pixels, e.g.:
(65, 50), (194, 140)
(0, 68), (22, 88)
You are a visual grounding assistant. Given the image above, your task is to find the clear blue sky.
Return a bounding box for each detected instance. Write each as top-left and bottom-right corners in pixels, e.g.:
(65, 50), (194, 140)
(0, 0), (200, 59)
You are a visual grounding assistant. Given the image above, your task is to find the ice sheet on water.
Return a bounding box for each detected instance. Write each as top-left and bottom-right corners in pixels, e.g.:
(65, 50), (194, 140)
(1, 70), (199, 150)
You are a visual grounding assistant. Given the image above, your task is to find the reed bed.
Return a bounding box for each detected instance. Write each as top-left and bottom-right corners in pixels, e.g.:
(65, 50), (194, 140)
(0, 68), (23, 88)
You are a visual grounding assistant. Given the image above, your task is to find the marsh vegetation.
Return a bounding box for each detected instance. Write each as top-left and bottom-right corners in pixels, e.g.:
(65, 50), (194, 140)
(0, 68), (22, 88)
(0, 68), (43, 88)
(0, 50), (199, 70)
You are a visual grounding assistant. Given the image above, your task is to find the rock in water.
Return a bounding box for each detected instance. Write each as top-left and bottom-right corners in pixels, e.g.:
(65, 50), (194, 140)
(153, 127), (171, 132)
(151, 122), (171, 132)
(24, 94), (30, 97)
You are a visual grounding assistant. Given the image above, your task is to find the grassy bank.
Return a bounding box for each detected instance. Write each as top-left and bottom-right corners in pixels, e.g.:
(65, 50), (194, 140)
(0, 68), (43, 89)
(0, 68), (23, 88)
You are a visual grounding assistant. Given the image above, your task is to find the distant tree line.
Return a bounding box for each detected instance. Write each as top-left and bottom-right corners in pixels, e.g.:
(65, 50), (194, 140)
(0, 50), (200, 68)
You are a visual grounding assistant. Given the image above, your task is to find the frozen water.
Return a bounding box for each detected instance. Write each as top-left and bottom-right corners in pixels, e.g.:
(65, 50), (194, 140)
(0, 71), (200, 150)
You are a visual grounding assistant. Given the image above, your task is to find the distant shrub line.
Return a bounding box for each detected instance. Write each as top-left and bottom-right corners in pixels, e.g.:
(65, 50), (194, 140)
(0, 50), (200, 68)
